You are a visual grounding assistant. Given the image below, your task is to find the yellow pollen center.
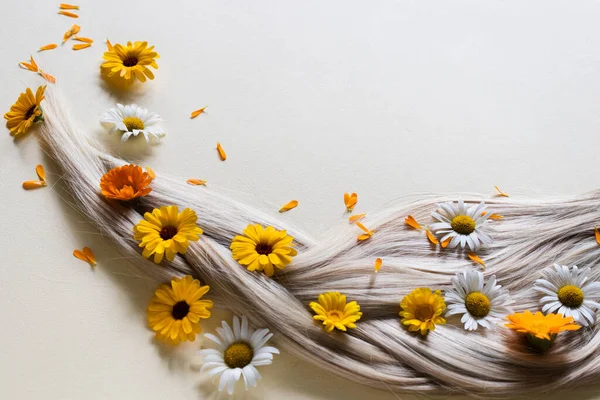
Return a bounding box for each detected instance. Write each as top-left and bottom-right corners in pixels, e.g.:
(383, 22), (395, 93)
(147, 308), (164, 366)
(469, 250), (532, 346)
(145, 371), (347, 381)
(465, 292), (491, 317)
(327, 310), (344, 322)
(451, 215), (476, 235)
(415, 304), (434, 321)
(223, 342), (254, 369)
(557, 285), (584, 308)
(122, 117), (145, 131)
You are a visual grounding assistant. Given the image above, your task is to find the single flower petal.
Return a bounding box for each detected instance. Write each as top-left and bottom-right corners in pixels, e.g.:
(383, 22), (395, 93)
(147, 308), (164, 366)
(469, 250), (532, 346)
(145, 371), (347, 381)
(426, 229), (439, 245)
(38, 44), (57, 51)
(22, 180), (46, 190)
(73, 43), (91, 50)
(216, 142), (226, 161)
(190, 106), (208, 119)
(60, 3), (79, 9)
(35, 164), (46, 182)
(468, 252), (485, 268)
(58, 10), (78, 17)
(279, 200), (298, 213)
(348, 213), (366, 223)
(374, 258), (382, 273)
(494, 185), (509, 197)
(405, 215), (422, 230)
(187, 179), (207, 186)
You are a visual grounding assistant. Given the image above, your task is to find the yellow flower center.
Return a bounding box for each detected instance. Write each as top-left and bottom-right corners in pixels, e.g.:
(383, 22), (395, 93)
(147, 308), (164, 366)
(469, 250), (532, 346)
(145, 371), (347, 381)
(160, 226), (178, 240)
(558, 285), (584, 308)
(465, 292), (491, 317)
(451, 215), (476, 235)
(327, 310), (344, 322)
(255, 242), (273, 255)
(123, 116), (145, 131)
(171, 301), (190, 320)
(122, 53), (139, 67)
(224, 342), (254, 369)
(415, 304), (434, 321)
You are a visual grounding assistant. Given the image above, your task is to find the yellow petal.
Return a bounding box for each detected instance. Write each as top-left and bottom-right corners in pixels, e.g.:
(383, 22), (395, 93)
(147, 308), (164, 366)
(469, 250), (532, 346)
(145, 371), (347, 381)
(374, 257), (382, 273)
(595, 227), (600, 245)
(190, 106), (208, 119)
(145, 166), (156, 179)
(38, 44), (57, 51)
(488, 213), (503, 220)
(58, 10), (78, 17)
(357, 233), (372, 241)
(22, 180), (46, 190)
(279, 200), (298, 212)
(73, 36), (93, 43)
(187, 179), (207, 186)
(441, 238), (451, 248)
(494, 185), (509, 197)
(216, 142), (226, 161)
(405, 215), (422, 230)
(106, 38), (113, 51)
(60, 3), (79, 9)
(73, 43), (91, 50)
(426, 229), (439, 245)
(35, 164), (46, 182)
(39, 70), (56, 83)
(467, 252), (485, 267)
(348, 213), (366, 223)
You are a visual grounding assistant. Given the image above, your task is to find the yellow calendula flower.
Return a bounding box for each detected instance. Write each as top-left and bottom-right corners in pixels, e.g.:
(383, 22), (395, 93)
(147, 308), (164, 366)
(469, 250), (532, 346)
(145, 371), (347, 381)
(310, 292), (362, 332)
(133, 205), (203, 263)
(101, 41), (159, 83)
(4, 86), (46, 136)
(230, 224), (297, 277)
(147, 275), (213, 345)
(505, 311), (580, 352)
(400, 288), (446, 335)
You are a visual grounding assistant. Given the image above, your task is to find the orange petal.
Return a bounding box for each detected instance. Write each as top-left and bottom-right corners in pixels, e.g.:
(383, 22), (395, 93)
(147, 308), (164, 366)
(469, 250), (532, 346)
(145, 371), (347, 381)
(60, 3), (79, 9)
(595, 227), (600, 245)
(22, 180), (46, 190)
(35, 164), (46, 182)
(344, 192), (357, 211)
(39, 70), (56, 83)
(404, 215), (422, 230)
(74, 36), (93, 43)
(441, 238), (451, 248)
(467, 252), (485, 268)
(426, 230), (439, 245)
(73, 247), (96, 266)
(190, 106), (208, 119)
(494, 185), (509, 197)
(374, 258), (382, 273)
(63, 24), (80, 42)
(488, 213), (503, 220)
(217, 142), (226, 161)
(348, 213), (366, 223)
(187, 179), (207, 186)
(19, 56), (38, 72)
(38, 44), (57, 51)
(73, 43), (91, 50)
(144, 166), (156, 179)
(356, 221), (370, 234)
(106, 38), (113, 51)
(279, 200), (298, 212)
(357, 233), (372, 241)
(59, 10), (78, 17)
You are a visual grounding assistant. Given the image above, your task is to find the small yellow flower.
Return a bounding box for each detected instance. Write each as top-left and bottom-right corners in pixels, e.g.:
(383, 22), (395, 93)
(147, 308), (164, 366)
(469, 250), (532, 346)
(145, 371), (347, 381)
(310, 292), (362, 332)
(4, 86), (46, 136)
(505, 311), (580, 341)
(133, 205), (203, 263)
(147, 275), (213, 345)
(101, 41), (159, 83)
(400, 288), (446, 335)
(230, 224), (297, 277)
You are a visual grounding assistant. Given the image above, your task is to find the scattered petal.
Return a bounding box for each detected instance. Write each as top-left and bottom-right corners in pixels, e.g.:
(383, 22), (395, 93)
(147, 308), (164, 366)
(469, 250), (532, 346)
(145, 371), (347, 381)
(58, 10), (78, 17)
(595, 227), (600, 245)
(22, 180), (46, 190)
(374, 258), (382, 273)
(216, 142), (226, 161)
(488, 213), (503, 220)
(19, 56), (38, 72)
(38, 70), (56, 83)
(73, 43), (91, 50)
(279, 200), (298, 212)
(38, 44), (57, 51)
(494, 185), (509, 197)
(35, 164), (46, 182)
(349, 213), (366, 223)
(344, 192), (358, 212)
(190, 106), (208, 119)
(62, 24), (80, 42)
(73, 247), (96, 266)
(356, 221), (374, 241)
(145, 166), (156, 179)
(426, 229), (439, 245)
(73, 36), (93, 43)
(441, 238), (451, 248)
(60, 3), (79, 9)
(106, 38), (113, 51)
(187, 179), (207, 186)
(357, 233), (372, 241)
(405, 215), (422, 230)
(467, 252), (485, 268)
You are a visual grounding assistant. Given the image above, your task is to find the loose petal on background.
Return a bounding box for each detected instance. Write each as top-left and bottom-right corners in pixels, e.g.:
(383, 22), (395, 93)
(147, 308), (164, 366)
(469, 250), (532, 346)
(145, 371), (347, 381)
(349, 213), (366, 223)
(426, 230), (439, 245)
(39, 70), (56, 83)
(374, 258), (382, 273)
(73, 43), (91, 50)
(58, 10), (78, 18)
(595, 227), (600, 245)
(441, 238), (451, 248)
(279, 200), (298, 212)
(73, 247), (96, 266)
(22, 180), (46, 190)
(494, 186), (509, 197)
(74, 36), (93, 43)
(468, 253), (485, 267)
(405, 215), (422, 230)
(190, 106), (208, 118)
(344, 192), (357, 212)
(187, 179), (207, 186)
(35, 164), (46, 182)
(60, 3), (79, 9)
(217, 142), (226, 161)
(39, 44), (57, 51)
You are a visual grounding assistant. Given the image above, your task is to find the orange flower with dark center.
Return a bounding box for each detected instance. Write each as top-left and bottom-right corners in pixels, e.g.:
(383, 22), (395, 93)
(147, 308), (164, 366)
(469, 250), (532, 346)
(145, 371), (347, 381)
(100, 164), (153, 201)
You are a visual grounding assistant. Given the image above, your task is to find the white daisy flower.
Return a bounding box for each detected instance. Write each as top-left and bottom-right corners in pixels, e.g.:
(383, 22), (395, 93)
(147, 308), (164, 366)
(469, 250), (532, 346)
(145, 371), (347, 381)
(199, 315), (279, 395)
(445, 269), (514, 331)
(100, 103), (165, 144)
(430, 199), (493, 251)
(533, 264), (600, 326)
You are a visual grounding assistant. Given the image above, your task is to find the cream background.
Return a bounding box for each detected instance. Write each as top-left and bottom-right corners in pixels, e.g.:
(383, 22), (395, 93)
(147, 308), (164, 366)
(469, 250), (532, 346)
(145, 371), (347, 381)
(2, 0), (600, 399)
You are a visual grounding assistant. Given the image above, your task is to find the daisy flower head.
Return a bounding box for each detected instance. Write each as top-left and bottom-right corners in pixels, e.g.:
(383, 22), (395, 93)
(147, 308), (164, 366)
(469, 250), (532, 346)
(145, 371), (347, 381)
(101, 40), (159, 84)
(100, 164), (153, 201)
(400, 288), (446, 335)
(309, 292), (362, 332)
(200, 315), (279, 395)
(431, 199), (493, 251)
(505, 311), (581, 352)
(230, 224), (297, 277)
(4, 86), (46, 136)
(446, 269), (514, 331)
(533, 264), (600, 326)
(133, 205), (204, 263)
(147, 275), (213, 345)
(100, 104), (165, 144)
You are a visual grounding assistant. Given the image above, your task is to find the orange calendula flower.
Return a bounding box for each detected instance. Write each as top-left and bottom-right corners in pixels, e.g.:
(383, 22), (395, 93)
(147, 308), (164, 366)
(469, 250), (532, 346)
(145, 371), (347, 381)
(100, 164), (153, 201)
(404, 215), (422, 230)
(216, 142), (226, 160)
(19, 56), (38, 72)
(39, 44), (57, 51)
(187, 179), (207, 186)
(63, 24), (80, 42)
(356, 221), (374, 241)
(60, 3), (79, 9)
(279, 200), (298, 213)
(4, 86), (46, 136)
(58, 10), (78, 17)
(22, 180), (46, 190)
(74, 36), (93, 43)
(374, 258), (382, 273)
(190, 106), (208, 119)
(344, 192), (357, 212)
(426, 229), (439, 245)
(467, 252), (485, 267)
(73, 247), (96, 266)
(494, 185), (509, 197)
(73, 43), (91, 50)
(349, 213), (366, 223)
(505, 311), (580, 352)
(101, 41), (159, 83)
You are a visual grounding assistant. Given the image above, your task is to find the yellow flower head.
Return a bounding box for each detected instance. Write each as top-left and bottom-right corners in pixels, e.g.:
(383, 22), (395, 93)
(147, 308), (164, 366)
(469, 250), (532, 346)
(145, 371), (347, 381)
(133, 205), (203, 263)
(147, 275), (213, 345)
(310, 292), (362, 332)
(505, 311), (581, 341)
(400, 288), (446, 335)
(230, 224), (297, 277)
(101, 41), (159, 83)
(4, 86), (46, 136)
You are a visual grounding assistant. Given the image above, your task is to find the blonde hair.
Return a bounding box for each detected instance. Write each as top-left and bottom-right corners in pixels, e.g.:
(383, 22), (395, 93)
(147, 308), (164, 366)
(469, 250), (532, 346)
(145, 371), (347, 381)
(38, 88), (600, 396)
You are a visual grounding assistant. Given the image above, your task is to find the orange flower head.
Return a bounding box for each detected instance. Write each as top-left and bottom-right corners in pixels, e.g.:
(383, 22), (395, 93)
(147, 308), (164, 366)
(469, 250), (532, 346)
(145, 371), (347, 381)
(100, 164), (153, 201)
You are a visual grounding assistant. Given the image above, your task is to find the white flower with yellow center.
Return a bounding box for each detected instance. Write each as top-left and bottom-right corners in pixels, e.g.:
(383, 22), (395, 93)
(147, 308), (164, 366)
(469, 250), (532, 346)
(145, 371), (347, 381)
(100, 103), (165, 144)
(533, 264), (600, 327)
(430, 199), (493, 251)
(199, 315), (279, 395)
(445, 269), (513, 331)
